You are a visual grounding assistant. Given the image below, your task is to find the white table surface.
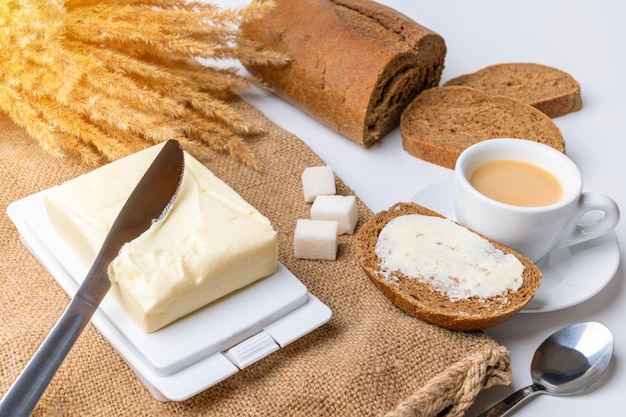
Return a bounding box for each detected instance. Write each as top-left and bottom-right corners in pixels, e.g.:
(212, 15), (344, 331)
(221, 1), (625, 415)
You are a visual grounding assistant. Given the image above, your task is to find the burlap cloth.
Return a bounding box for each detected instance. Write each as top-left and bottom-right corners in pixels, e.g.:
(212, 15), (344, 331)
(0, 101), (511, 417)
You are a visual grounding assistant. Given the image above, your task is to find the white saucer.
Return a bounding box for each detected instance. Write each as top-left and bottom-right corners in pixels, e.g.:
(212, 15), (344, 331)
(410, 176), (621, 313)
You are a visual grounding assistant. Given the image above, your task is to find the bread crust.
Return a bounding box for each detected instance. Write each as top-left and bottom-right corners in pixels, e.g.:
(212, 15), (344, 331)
(241, 0), (446, 147)
(400, 86), (565, 169)
(444, 63), (582, 118)
(354, 202), (541, 331)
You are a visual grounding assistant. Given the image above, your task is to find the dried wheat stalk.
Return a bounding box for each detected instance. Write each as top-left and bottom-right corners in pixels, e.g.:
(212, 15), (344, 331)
(0, 0), (286, 167)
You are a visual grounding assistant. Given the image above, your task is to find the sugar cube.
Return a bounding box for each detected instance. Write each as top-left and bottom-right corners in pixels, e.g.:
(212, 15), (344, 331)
(310, 195), (358, 235)
(294, 219), (338, 260)
(302, 166), (336, 203)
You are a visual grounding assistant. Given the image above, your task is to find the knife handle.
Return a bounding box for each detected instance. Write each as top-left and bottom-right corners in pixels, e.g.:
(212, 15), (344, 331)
(0, 140), (183, 416)
(0, 294), (97, 417)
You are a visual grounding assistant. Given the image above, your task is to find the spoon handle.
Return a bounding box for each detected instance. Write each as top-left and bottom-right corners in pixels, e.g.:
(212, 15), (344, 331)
(475, 384), (542, 417)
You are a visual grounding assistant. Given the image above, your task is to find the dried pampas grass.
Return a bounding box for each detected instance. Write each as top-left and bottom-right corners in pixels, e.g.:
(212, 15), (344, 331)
(0, 0), (287, 168)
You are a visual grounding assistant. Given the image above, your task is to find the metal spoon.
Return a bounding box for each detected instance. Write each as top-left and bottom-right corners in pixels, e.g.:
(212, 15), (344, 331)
(477, 322), (613, 417)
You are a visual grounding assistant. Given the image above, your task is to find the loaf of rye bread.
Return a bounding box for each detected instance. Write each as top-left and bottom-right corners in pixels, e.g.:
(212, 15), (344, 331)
(400, 86), (566, 169)
(444, 63), (582, 118)
(241, 0), (446, 147)
(354, 202), (542, 331)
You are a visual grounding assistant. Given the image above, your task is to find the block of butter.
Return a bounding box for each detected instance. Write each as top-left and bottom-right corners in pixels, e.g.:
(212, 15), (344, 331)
(45, 143), (278, 333)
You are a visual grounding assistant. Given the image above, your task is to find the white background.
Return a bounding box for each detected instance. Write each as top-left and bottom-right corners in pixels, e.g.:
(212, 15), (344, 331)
(217, 1), (625, 415)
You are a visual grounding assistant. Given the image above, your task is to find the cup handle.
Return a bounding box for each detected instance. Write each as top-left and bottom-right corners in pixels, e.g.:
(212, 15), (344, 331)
(555, 193), (620, 249)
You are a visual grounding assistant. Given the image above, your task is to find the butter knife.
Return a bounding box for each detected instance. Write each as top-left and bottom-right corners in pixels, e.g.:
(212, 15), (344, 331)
(0, 139), (185, 417)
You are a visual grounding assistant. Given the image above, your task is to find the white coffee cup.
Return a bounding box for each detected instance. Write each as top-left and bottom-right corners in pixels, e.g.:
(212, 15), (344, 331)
(454, 138), (620, 262)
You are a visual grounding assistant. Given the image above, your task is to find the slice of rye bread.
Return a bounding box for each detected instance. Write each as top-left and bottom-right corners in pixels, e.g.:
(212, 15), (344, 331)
(354, 202), (541, 331)
(400, 86), (566, 169)
(444, 63), (582, 118)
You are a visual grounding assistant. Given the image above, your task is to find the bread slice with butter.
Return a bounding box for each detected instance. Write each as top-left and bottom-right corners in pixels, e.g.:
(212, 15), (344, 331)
(354, 202), (541, 331)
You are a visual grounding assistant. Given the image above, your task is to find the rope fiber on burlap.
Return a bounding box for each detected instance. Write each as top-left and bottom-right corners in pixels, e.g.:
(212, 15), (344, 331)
(0, 100), (511, 417)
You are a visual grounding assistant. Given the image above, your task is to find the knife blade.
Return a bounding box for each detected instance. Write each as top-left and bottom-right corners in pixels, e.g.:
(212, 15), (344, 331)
(0, 139), (185, 417)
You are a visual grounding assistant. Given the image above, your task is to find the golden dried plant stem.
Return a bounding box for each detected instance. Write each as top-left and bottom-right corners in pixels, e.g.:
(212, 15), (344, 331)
(0, 84), (62, 156)
(168, 67), (249, 100)
(182, 113), (260, 170)
(36, 96), (131, 162)
(0, 84), (103, 164)
(1, 0), (287, 167)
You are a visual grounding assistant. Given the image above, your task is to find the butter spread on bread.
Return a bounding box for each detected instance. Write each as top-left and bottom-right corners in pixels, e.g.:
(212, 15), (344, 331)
(355, 202), (541, 331)
(376, 214), (523, 300)
(45, 143), (278, 333)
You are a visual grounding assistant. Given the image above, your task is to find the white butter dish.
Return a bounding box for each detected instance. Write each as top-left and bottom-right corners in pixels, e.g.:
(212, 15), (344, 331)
(7, 190), (332, 401)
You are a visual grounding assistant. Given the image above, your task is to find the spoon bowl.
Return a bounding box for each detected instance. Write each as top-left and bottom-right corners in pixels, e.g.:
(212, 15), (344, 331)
(477, 322), (613, 417)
